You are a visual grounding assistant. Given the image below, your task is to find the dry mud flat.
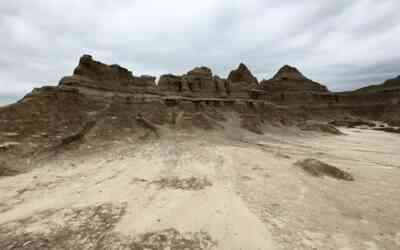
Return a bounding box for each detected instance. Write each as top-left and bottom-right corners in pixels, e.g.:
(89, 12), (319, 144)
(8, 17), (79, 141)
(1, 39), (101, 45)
(0, 127), (400, 249)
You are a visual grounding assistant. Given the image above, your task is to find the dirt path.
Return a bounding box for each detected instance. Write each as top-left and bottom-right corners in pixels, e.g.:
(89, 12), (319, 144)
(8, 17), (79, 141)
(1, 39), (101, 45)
(0, 128), (399, 249)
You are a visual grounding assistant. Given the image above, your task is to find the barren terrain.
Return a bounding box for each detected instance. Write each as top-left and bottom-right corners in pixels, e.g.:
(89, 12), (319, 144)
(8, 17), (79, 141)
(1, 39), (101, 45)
(1, 122), (399, 249)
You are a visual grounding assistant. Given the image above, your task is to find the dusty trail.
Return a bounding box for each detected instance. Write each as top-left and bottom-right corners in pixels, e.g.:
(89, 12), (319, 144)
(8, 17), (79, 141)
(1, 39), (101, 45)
(0, 128), (399, 249)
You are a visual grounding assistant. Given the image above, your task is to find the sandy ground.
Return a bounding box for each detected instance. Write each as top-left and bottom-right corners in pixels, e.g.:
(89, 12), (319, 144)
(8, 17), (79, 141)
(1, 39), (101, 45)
(0, 126), (400, 249)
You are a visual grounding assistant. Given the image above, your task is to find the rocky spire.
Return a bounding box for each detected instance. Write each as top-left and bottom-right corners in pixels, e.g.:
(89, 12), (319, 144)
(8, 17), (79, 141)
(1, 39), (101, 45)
(227, 63), (258, 84)
(60, 55), (157, 91)
(73, 54), (135, 84)
(259, 65), (329, 92)
(272, 65), (308, 81)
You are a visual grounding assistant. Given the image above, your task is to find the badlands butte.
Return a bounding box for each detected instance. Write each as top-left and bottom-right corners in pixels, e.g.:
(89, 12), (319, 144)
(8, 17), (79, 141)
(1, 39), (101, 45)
(0, 55), (400, 249)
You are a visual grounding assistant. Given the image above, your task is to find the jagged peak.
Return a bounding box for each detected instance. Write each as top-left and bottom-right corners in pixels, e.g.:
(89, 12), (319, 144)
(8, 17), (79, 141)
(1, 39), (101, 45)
(73, 54), (135, 79)
(238, 62), (248, 70)
(272, 65), (307, 81)
(259, 65), (329, 92)
(228, 63), (258, 84)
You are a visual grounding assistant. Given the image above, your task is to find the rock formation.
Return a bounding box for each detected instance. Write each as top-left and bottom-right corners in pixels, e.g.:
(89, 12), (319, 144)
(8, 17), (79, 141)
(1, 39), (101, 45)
(259, 65), (329, 93)
(184, 66), (215, 93)
(60, 55), (157, 93)
(272, 65), (308, 81)
(295, 159), (354, 181)
(298, 121), (343, 135)
(227, 63), (258, 84)
(2, 54), (400, 250)
(158, 74), (187, 93)
(1, 54), (400, 168)
(158, 65), (253, 98)
(73, 55), (135, 84)
(3, 56), (399, 126)
(226, 63), (259, 98)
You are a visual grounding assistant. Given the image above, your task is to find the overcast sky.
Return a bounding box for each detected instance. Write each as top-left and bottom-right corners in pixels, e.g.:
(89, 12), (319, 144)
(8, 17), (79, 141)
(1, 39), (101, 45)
(1, 0), (400, 105)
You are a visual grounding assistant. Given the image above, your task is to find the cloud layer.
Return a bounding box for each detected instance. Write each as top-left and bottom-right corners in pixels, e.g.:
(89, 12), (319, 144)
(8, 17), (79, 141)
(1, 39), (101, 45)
(1, 0), (399, 104)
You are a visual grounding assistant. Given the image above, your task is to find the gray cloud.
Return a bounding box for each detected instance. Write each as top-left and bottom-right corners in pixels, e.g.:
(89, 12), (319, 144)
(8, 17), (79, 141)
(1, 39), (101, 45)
(1, 0), (399, 104)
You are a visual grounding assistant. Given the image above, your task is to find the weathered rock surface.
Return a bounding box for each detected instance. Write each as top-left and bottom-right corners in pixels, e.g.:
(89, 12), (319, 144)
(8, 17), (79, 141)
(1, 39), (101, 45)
(1, 54), (400, 170)
(227, 63), (258, 84)
(158, 74), (187, 93)
(158, 67), (230, 97)
(329, 119), (375, 128)
(259, 65), (329, 93)
(73, 55), (134, 84)
(62, 55), (157, 93)
(225, 63), (259, 98)
(158, 65), (254, 98)
(240, 114), (264, 134)
(0, 86), (100, 139)
(374, 127), (400, 134)
(0, 141), (20, 150)
(272, 65), (308, 81)
(298, 121), (343, 135)
(386, 118), (400, 127)
(295, 159), (354, 181)
(213, 75), (230, 97)
(184, 66), (215, 94)
(2, 54), (400, 250)
(0, 162), (19, 177)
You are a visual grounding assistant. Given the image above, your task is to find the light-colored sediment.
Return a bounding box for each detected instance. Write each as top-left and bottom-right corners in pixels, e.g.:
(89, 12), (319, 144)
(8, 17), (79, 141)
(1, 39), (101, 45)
(0, 127), (400, 249)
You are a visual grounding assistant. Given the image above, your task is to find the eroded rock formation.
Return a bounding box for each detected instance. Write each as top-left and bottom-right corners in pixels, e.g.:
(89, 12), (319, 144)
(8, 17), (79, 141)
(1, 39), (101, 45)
(1, 54), (400, 169)
(158, 65), (252, 98)
(60, 55), (157, 93)
(184, 66), (216, 94)
(158, 74), (186, 93)
(228, 63), (258, 84)
(295, 159), (354, 181)
(259, 65), (329, 93)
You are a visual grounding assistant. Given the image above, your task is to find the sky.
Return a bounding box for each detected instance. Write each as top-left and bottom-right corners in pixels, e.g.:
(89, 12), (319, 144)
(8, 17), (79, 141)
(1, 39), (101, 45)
(1, 0), (400, 105)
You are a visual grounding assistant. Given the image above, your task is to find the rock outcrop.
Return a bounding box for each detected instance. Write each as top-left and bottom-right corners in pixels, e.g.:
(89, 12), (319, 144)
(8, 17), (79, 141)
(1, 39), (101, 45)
(259, 65), (329, 93)
(73, 55), (135, 85)
(227, 63), (258, 84)
(1, 53), (400, 166)
(3, 53), (400, 186)
(158, 67), (225, 97)
(272, 65), (308, 81)
(298, 121), (343, 135)
(158, 74), (186, 93)
(329, 119), (375, 128)
(60, 55), (157, 93)
(295, 159), (354, 181)
(226, 63), (258, 98)
(184, 66), (215, 94)
(158, 65), (254, 98)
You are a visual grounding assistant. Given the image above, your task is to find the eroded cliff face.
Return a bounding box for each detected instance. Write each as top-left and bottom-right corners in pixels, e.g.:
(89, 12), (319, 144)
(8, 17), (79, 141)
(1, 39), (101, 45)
(3, 55), (400, 124)
(1, 55), (400, 250)
(0, 56), (279, 172)
(245, 64), (400, 122)
(60, 55), (157, 93)
(1, 55), (400, 171)
(227, 63), (258, 84)
(258, 65), (329, 93)
(158, 64), (255, 98)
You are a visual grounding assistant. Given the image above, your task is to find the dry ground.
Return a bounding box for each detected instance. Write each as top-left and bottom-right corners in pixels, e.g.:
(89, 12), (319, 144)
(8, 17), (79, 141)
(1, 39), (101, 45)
(0, 125), (399, 249)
